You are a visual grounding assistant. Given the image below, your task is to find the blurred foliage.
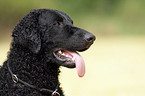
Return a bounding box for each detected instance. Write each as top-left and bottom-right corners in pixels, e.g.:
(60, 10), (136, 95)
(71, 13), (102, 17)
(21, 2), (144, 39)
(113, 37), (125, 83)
(0, 0), (145, 36)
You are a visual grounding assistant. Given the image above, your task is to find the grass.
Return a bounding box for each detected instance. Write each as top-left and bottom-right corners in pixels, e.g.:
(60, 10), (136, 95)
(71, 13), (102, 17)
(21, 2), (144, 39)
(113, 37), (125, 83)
(0, 36), (145, 96)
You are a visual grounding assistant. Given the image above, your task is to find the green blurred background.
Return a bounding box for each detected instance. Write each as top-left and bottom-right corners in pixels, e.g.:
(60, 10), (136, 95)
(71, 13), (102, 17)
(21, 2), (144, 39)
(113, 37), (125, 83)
(0, 0), (145, 96)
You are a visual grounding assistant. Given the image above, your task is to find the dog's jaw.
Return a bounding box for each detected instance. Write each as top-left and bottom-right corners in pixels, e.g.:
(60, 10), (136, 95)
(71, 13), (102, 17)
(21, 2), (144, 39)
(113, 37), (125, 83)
(53, 49), (85, 77)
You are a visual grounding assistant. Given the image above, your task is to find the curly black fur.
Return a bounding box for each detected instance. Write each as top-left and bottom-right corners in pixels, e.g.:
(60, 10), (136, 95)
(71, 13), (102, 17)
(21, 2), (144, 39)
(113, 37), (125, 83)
(0, 9), (95, 96)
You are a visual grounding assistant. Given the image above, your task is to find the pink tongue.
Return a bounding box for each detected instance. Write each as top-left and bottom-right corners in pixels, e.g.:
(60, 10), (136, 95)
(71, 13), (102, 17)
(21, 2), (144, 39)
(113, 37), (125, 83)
(66, 51), (85, 77)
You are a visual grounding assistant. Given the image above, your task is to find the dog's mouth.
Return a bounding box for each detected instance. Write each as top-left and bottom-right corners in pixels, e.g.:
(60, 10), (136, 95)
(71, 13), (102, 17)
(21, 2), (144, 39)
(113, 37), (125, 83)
(53, 49), (85, 77)
(54, 50), (75, 64)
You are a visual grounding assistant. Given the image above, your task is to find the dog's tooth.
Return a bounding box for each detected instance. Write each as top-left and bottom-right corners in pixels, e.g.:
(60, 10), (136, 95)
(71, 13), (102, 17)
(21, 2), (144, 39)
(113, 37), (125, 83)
(58, 50), (62, 54)
(65, 55), (69, 57)
(72, 56), (75, 62)
(62, 53), (65, 56)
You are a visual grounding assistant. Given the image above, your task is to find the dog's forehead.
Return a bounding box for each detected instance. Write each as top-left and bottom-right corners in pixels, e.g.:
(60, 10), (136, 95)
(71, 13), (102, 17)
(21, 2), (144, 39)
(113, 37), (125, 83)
(39, 9), (73, 24)
(53, 10), (73, 21)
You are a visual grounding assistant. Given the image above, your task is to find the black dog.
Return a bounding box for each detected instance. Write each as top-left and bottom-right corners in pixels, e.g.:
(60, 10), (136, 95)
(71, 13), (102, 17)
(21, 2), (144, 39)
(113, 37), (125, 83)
(0, 9), (95, 96)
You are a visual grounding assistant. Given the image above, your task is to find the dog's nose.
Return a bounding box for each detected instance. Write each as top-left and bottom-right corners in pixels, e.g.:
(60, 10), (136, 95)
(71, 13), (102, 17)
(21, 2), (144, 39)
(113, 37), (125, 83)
(84, 33), (96, 43)
(71, 26), (96, 43)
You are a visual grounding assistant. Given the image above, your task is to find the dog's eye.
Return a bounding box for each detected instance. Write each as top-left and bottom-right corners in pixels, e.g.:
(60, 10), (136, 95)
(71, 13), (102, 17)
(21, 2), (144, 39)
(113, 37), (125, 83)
(54, 21), (63, 26)
(54, 18), (63, 26)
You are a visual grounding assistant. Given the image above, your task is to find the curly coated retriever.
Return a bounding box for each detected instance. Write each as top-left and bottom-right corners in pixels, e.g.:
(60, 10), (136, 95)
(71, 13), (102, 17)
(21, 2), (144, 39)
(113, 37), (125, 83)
(0, 9), (96, 96)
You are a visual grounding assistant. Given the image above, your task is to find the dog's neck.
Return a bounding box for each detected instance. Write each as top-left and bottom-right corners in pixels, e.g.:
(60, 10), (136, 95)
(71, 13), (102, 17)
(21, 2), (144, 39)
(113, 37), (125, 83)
(7, 43), (60, 90)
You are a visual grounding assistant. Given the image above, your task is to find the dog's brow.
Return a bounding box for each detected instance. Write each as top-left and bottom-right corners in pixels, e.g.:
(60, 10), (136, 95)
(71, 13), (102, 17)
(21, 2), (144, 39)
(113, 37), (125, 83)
(58, 13), (67, 21)
(56, 12), (73, 24)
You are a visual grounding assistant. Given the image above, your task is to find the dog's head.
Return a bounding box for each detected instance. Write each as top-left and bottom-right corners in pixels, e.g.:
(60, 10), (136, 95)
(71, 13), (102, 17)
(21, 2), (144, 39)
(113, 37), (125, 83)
(12, 9), (96, 77)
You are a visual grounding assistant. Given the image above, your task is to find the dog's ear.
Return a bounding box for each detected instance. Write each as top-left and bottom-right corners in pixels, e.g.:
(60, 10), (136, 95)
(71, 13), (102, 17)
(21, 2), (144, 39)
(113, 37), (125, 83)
(12, 10), (41, 54)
